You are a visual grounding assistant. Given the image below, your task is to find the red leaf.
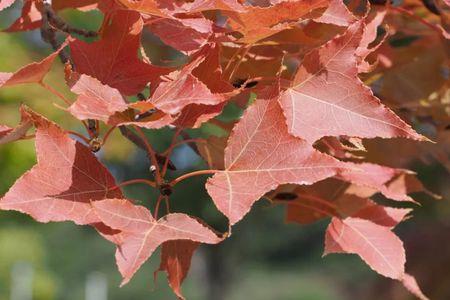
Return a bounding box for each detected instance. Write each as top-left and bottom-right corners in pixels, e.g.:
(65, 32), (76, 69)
(70, 9), (168, 95)
(114, 0), (170, 17)
(179, 0), (246, 13)
(356, 9), (387, 72)
(206, 90), (345, 225)
(92, 199), (222, 286)
(111, 101), (175, 129)
(0, 109), (33, 145)
(225, 0), (329, 43)
(401, 273), (430, 300)
(0, 0), (15, 11)
(0, 39), (68, 87)
(353, 201), (411, 228)
(3, 0), (42, 32)
(174, 103), (226, 128)
(156, 240), (199, 300)
(324, 217), (406, 279)
(52, 0), (99, 11)
(278, 21), (425, 143)
(314, 0), (357, 27)
(68, 75), (128, 123)
(148, 18), (213, 54)
(0, 125), (12, 138)
(0, 107), (122, 225)
(68, 77), (175, 128)
(191, 43), (235, 94)
(270, 179), (410, 226)
(338, 162), (418, 202)
(150, 57), (228, 115)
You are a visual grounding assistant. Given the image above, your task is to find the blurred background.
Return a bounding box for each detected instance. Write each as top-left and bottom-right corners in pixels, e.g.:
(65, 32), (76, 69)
(1, 2), (450, 300)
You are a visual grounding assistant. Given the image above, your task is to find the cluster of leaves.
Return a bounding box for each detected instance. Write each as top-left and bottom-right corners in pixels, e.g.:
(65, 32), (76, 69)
(0, 0), (448, 298)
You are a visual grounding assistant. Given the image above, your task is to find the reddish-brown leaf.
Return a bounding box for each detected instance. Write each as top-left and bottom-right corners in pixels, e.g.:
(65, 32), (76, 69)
(356, 9), (387, 72)
(0, 0), (15, 11)
(0, 107), (122, 224)
(92, 199), (222, 286)
(179, 0), (246, 13)
(314, 0), (357, 26)
(324, 217), (406, 279)
(70, 9), (168, 95)
(68, 75), (128, 123)
(174, 103), (226, 128)
(0, 39), (68, 87)
(0, 109), (33, 145)
(155, 240), (199, 300)
(147, 18), (213, 54)
(0, 125), (12, 138)
(114, 0), (169, 17)
(192, 43), (235, 94)
(225, 0), (329, 43)
(270, 179), (411, 226)
(278, 21), (425, 143)
(353, 201), (411, 228)
(206, 90), (346, 225)
(52, 0), (99, 11)
(338, 162), (418, 202)
(3, 0), (42, 32)
(197, 135), (227, 169)
(150, 57), (228, 115)
(401, 273), (430, 300)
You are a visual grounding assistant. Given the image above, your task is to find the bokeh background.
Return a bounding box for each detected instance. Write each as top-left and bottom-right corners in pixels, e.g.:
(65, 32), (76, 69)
(1, 2), (450, 300)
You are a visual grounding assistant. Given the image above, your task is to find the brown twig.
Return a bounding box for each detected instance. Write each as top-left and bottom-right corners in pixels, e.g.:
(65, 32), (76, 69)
(119, 126), (176, 170)
(170, 169), (218, 186)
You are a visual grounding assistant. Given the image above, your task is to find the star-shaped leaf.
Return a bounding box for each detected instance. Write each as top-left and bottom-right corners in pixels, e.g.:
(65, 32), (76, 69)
(0, 107), (122, 225)
(92, 198), (222, 286)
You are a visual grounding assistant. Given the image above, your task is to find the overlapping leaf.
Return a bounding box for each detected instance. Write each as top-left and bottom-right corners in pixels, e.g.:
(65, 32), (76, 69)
(0, 125), (12, 138)
(147, 17), (213, 54)
(0, 39), (68, 87)
(68, 75), (175, 128)
(68, 74), (128, 123)
(0, 107), (122, 225)
(206, 91), (346, 225)
(3, 0), (42, 32)
(0, 0), (15, 12)
(269, 179), (411, 225)
(324, 217), (406, 279)
(0, 109), (33, 145)
(70, 9), (168, 95)
(150, 56), (229, 115)
(155, 240), (199, 300)
(92, 199), (222, 285)
(225, 0), (329, 43)
(338, 162), (419, 202)
(278, 21), (425, 143)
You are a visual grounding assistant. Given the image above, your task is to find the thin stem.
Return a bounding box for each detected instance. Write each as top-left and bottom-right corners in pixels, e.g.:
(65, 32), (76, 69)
(170, 169), (218, 186)
(227, 43), (254, 81)
(133, 126), (162, 185)
(67, 130), (90, 144)
(224, 45), (246, 75)
(39, 81), (72, 106)
(154, 195), (164, 219)
(162, 138), (206, 156)
(389, 6), (445, 36)
(163, 196), (170, 215)
(162, 128), (183, 176)
(102, 126), (117, 145)
(22, 134), (36, 140)
(109, 179), (156, 191)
